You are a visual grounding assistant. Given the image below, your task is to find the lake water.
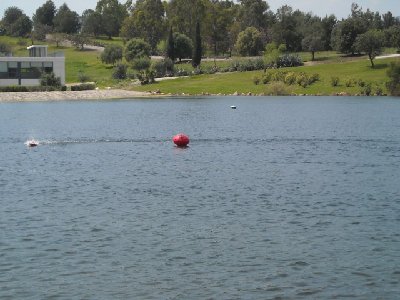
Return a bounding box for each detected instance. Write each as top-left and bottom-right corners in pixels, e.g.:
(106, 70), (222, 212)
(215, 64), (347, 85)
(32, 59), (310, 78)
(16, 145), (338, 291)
(0, 96), (399, 299)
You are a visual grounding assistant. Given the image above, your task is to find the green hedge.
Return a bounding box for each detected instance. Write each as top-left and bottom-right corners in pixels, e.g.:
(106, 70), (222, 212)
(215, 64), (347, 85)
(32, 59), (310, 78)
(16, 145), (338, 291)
(70, 83), (96, 91)
(0, 86), (67, 92)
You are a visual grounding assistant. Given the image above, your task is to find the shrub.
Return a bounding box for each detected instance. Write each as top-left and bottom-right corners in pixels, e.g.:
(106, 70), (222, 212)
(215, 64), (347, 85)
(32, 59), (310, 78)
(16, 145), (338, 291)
(192, 68), (203, 75)
(271, 70), (286, 82)
(253, 76), (260, 85)
(112, 63), (127, 80)
(265, 82), (292, 96)
(0, 41), (11, 55)
(100, 44), (123, 65)
(358, 79), (366, 87)
(77, 71), (90, 83)
(284, 72), (297, 85)
(0, 86), (63, 92)
(40, 72), (61, 87)
(331, 76), (340, 87)
(375, 86), (383, 96)
(310, 73), (320, 83)
(296, 73), (310, 88)
(345, 78), (354, 87)
(228, 60), (240, 72)
(70, 83), (96, 91)
(175, 68), (189, 76)
(125, 38), (151, 62)
(137, 70), (155, 85)
(252, 57), (265, 70)
(203, 66), (219, 74)
(151, 58), (174, 77)
(360, 83), (372, 96)
(262, 72), (272, 84)
(276, 54), (303, 68)
(131, 57), (151, 71)
(386, 62), (400, 96)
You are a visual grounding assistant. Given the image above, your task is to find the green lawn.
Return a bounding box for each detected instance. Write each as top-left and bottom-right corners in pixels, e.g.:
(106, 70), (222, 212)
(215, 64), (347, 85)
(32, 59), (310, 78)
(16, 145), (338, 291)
(132, 57), (399, 96)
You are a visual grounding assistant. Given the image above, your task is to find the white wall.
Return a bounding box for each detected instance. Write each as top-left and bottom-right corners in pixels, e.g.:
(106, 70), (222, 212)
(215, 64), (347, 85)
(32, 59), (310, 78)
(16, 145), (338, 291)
(0, 56), (65, 86)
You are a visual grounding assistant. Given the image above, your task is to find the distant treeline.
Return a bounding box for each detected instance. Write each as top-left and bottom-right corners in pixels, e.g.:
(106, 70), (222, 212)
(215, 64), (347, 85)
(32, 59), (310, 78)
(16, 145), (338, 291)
(1, 0), (399, 56)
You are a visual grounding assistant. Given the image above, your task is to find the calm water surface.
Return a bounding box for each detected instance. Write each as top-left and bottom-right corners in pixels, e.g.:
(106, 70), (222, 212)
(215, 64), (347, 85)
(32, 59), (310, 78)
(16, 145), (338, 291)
(0, 96), (399, 299)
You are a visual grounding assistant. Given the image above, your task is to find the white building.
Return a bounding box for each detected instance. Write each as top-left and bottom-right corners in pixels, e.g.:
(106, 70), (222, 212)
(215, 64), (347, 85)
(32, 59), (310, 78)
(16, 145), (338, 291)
(0, 45), (65, 86)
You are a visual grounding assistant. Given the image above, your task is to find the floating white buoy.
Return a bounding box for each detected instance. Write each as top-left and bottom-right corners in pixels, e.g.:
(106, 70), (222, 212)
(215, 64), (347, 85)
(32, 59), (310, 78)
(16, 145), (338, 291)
(230, 105), (237, 109)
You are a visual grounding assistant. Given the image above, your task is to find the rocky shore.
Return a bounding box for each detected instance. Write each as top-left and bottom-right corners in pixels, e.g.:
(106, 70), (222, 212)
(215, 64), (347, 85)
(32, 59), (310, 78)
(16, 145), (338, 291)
(0, 89), (155, 102)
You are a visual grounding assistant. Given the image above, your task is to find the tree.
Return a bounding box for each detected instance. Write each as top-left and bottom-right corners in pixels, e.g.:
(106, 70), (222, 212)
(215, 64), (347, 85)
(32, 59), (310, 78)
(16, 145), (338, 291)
(264, 42), (285, 67)
(204, 0), (236, 56)
(166, 0), (207, 39)
(272, 5), (303, 52)
(48, 32), (66, 47)
(33, 0), (56, 30)
(69, 34), (91, 50)
(192, 21), (202, 67)
(173, 33), (193, 62)
(383, 11), (395, 29)
(321, 15), (337, 50)
(53, 4), (80, 34)
(125, 38), (151, 62)
(302, 34), (323, 61)
(10, 15), (32, 37)
(96, 0), (128, 38)
(302, 23), (324, 61)
(2, 7), (23, 30)
(120, 0), (165, 52)
(166, 27), (175, 61)
(81, 9), (103, 37)
(386, 26), (400, 50)
(331, 17), (365, 55)
(234, 26), (263, 56)
(386, 61), (400, 96)
(355, 29), (384, 67)
(101, 44), (123, 65)
(1, 7), (32, 37)
(237, 0), (270, 30)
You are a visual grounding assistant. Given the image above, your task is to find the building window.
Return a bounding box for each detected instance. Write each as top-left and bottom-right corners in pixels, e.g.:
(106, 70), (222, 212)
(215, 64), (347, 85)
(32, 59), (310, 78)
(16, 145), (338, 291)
(21, 62), (42, 79)
(0, 62), (7, 79)
(8, 62), (18, 79)
(43, 62), (53, 73)
(0, 61), (54, 80)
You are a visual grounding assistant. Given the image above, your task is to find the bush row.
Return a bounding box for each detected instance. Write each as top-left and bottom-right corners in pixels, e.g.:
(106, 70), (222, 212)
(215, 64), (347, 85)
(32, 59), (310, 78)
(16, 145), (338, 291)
(254, 70), (320, 88)
(331, 77), (384, 95)
(113, 55), (304, 85)
(0, 85), (67, 92)
(70, 83), (96, 91)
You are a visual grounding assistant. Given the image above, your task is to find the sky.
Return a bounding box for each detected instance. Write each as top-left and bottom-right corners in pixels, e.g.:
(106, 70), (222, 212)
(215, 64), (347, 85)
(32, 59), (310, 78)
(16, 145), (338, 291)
(0, 0), (399, 20)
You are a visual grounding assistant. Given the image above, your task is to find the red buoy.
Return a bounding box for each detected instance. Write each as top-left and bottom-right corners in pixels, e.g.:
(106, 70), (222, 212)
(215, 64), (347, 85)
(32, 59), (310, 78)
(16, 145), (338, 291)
(173, 133), (190, 147)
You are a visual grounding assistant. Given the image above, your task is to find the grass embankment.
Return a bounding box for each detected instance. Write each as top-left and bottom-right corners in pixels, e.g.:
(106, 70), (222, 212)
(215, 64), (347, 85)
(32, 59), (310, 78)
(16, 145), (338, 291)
(132, 58), (399, 96)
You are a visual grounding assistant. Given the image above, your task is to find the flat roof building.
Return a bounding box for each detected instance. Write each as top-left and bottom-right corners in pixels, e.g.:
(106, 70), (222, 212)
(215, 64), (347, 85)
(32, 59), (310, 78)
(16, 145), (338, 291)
(0, 45), (65, 86)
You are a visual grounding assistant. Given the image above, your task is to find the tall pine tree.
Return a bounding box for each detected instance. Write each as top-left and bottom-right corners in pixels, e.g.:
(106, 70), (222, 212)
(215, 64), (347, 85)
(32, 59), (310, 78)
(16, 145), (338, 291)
(166, 27), (175, 62)
(192, 21), (202, 67)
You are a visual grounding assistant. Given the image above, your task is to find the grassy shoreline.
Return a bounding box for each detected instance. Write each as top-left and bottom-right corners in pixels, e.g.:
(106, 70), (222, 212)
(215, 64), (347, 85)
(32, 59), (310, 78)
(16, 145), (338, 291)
(131, 57), (399, 96)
